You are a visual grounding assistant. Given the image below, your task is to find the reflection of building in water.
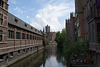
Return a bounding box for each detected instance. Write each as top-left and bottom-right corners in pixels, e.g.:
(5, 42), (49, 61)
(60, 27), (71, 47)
(47, 45), (57, 57)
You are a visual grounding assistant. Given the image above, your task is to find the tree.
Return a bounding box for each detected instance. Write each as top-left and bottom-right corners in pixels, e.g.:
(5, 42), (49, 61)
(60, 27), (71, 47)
(55, 28), (88, 59)
(43, 34), (46, 47)
(55, 29), (66, 49)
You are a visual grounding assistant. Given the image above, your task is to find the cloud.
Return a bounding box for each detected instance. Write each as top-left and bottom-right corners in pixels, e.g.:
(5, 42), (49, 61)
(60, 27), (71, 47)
(30, 0), (75, 32)
(13, 7), (26, 13)
(10, 0), (17, 4)
(26, 16), (29, 19)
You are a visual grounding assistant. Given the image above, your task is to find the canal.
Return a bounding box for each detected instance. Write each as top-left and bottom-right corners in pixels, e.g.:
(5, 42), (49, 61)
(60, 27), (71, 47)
(8, 45), (67, 67)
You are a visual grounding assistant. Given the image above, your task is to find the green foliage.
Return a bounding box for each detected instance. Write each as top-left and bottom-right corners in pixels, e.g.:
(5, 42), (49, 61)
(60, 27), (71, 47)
(63, 40), (88, 59)
(55, 28), (89, 59)
(55, 29), (66, 49)
(43, 34), (46, 47)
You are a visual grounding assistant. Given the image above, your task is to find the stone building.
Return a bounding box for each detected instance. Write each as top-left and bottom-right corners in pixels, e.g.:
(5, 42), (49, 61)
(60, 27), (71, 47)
(45, 25), (50, 32)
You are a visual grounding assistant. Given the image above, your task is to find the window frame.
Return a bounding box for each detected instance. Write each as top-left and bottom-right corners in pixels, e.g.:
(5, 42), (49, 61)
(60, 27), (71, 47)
(30, 35), (32, 40)
(97, 9), (100, 17)
(16, 32), (20, 39)
(97, 23), (100, 43)
(26, 34), (29, 39)
(0, 14), (3, 25)
(8, 30), (14, 39)
(22, 33), (25, 39)
(0, 0), (4, 8)
(0, 30), (2, 41)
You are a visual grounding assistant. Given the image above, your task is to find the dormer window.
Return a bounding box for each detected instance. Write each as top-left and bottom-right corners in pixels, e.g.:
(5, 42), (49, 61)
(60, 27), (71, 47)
(15, 18), (18, 22)
(31, 27), (33, 30)
(25, 23), (27, 27)
(35, 29), (37, 31)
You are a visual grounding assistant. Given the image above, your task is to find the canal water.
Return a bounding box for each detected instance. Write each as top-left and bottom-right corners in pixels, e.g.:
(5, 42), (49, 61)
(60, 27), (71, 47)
(8, 45), (67, 67)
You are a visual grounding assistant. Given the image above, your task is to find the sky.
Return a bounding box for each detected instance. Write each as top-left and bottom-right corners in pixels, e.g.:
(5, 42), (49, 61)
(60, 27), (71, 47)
(8, 0), (75, 32)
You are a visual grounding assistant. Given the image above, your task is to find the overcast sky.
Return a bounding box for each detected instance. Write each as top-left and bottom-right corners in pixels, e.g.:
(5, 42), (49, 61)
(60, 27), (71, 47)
(8, 0), (75, 32)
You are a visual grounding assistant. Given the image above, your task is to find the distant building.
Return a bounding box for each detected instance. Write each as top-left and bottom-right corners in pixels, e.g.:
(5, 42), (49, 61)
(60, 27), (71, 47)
(45, 25), (56, 44)
(46, 32), (56, 44)
(45, 25), (50, 32)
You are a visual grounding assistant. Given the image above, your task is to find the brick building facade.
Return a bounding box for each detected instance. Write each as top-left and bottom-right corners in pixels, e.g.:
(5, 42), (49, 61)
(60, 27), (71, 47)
(7, 13), (43, 52)
(0, 0), (9, 52)
(75, 0), (100, 66)
(65, 13), (77, 42)
(0, 0), (43, 65)
(75, 0), (85, 40)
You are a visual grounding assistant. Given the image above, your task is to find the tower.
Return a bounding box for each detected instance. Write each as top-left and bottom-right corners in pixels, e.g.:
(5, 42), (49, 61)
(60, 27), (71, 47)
(45, 25), (50, 32)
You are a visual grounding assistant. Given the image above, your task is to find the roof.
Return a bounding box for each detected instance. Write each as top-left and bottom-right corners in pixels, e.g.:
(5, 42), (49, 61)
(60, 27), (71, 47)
(8, 13), (42, 35)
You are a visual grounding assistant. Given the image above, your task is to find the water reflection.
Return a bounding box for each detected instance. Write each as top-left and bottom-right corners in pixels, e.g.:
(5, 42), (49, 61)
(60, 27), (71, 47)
(40, 45), (66, 67)
(8, 45), (67, 67)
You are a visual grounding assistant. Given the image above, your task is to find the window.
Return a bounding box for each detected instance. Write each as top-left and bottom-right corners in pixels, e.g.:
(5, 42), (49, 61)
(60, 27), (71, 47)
(75, 22), (77, 27)
(35, 29), (37, 32)
(97, 9), (100, 17)
(0, 0), (4, 7)
(89, 25), (92, 43)
(33, 36), (34, 40)
(0, 30), (2, 41)
(94, 4), (96, 17)
(8, 30), (14, 39)
(92, 24), (95, 43)
(16, 32), (20, 39)
(35, 36), (36, 40)
(0, 14), (3, 25)
(15, 18), (18, 22)
(30, 35), (32, 40)
(25, 23), (27, 27)
(26, 34), (29, 39)
(31, 27), (33, 30)
(91, 7), (93, 18)
(97, 23), (100, 43)
(22, 33), (25, 39)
